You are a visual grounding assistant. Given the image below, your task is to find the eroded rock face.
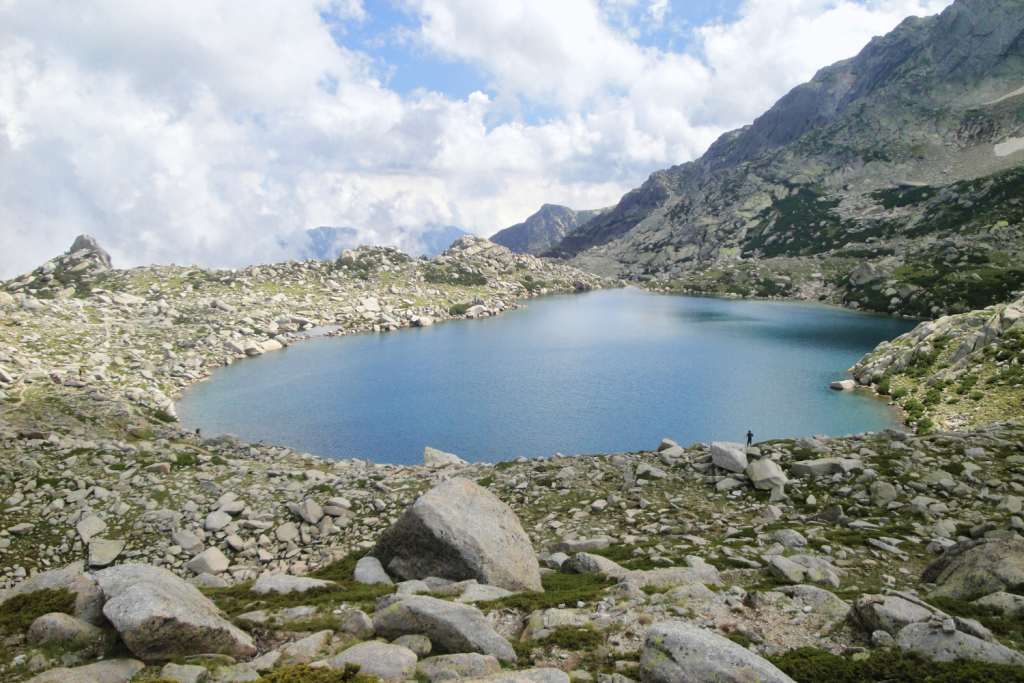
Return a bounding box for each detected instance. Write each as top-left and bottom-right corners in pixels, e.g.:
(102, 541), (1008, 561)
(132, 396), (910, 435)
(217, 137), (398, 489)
(641, 622), (795, 683)
(372, 594), (517, 662)
(94, 563), (256, 661)
(371, 477), (542, 592)
(927, 539), (1024, 600)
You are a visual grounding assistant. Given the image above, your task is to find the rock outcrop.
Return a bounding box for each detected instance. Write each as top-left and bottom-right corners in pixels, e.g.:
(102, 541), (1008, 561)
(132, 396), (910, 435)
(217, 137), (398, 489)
(371, 477), (542, 592)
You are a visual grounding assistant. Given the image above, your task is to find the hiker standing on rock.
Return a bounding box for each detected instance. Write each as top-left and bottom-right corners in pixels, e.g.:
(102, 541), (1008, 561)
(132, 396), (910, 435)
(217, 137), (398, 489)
(746, 430), (754, 447)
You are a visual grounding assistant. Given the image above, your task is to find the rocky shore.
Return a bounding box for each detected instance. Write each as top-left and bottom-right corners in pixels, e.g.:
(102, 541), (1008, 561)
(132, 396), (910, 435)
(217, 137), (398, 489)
(0, 236), (1021, 682)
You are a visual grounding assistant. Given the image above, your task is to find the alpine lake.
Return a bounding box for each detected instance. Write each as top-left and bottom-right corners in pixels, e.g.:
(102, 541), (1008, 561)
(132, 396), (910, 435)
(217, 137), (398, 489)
(176, 288), (918, 466)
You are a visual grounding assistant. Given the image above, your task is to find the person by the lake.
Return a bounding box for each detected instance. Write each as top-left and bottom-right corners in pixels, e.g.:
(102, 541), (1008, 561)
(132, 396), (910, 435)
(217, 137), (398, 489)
(746, 430), (753, 447)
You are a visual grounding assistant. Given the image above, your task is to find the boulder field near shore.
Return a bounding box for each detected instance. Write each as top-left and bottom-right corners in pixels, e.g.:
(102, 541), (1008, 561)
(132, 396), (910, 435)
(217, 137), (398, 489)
(0, 236), (1021, 682)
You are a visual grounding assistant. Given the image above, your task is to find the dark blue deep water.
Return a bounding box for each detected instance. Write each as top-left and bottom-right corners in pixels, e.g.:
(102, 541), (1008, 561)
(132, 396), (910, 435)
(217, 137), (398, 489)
(176, 289), (918, 465)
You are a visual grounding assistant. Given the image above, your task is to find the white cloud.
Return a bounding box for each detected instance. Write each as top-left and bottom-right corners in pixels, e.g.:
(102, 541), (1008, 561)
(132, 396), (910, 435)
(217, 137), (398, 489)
(0, 0), (952, 277)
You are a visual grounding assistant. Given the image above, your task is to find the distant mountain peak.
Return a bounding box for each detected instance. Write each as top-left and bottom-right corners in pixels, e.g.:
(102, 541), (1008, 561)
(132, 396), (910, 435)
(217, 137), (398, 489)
(490, 204), (613, 255)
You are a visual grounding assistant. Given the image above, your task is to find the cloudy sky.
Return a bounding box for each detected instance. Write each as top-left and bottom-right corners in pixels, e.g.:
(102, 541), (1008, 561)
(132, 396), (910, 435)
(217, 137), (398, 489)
(0, 0), (952, 276)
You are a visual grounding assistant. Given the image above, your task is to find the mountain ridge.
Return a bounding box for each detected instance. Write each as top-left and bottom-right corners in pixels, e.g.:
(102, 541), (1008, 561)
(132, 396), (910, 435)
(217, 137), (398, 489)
(545, 0), (1024, 270)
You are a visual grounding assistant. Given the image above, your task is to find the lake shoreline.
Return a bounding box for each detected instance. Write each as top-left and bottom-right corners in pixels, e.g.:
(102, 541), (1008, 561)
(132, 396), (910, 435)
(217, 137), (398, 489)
(176, 288), (916, 466)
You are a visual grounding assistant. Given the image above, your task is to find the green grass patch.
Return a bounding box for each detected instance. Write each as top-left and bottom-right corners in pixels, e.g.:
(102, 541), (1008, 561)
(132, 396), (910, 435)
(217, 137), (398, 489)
(203, 550), (394, 618)
(537, 625), (603, 651)
(260, 663), (382, 683)
(0, 588), (76, 633)
(175, 451), (199, 467)
(475, 573), (615, 613)
(768, 646), (1024, 683)
(725, 633), (752, 648)
(590, 542), (663, 570)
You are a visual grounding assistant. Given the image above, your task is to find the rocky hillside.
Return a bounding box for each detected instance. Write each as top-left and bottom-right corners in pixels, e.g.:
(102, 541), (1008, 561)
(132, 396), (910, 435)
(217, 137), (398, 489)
(850, 292), (1024, 433)
(0, 236), (1021, 681)
(543, 0), (1024, 321)
(0, 404), (1022, 680)
(490, 205), (612, 255)
(0, 234), (611, 429)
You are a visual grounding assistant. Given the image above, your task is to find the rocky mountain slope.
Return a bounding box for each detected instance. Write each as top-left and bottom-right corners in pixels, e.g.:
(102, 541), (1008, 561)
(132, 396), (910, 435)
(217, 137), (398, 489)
(490, 205), (612, 255)
(0, 237), (1021, 681)
(0, 233), (610, 434)
(543, 0), (1024, 319)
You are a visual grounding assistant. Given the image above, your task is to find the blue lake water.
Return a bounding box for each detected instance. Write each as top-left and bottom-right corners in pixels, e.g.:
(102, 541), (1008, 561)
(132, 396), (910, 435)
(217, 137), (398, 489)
(176, 288), (918, 466)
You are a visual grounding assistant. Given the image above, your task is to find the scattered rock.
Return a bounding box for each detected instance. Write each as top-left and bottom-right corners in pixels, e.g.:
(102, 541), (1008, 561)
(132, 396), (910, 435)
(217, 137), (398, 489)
(355, 556), (394, 585)
(927, 539), (1024, 600)
(373, 595), (517, 662)
(25, 659), (145, 683)
(325, 641), (418, 682)
(896, 622), (1024, 665)
(2, 566), (105, 625)
(27, 613), (108, 649)
(641, 623), (794, 683)
(95, 563), (256, 661)
(710, 442), (748, 473)
(416, 653), (500, 682)
(251, 574), (335, 594)
(280, 629), (333, 665)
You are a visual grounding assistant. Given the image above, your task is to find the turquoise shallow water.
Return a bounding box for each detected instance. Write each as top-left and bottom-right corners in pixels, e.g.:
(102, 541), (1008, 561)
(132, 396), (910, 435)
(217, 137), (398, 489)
(176, 288), (918, 466)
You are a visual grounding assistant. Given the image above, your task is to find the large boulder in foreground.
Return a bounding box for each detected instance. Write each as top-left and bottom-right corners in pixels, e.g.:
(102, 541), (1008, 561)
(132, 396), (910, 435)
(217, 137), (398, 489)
(925, 539), (1024, 600)
(93, 563), (256, 661)
(371, 477), (542, 592)
(641, 623), (794, 683)
(373, 594), (517, 662)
